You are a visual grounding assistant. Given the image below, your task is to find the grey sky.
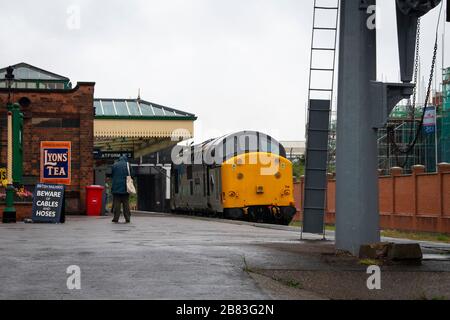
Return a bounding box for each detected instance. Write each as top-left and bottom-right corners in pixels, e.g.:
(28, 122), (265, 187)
(0, 0), (448, 143)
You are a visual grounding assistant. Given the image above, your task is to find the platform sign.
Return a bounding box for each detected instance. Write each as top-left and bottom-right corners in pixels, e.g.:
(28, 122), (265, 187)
(32, 184), (65, 224)
(0, 168), (7, 187)
(94, 150), (134, 160)
(40, 142), (71, 185)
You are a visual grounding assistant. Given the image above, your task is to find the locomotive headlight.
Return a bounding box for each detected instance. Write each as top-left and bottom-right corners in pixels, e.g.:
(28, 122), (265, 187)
(237, 173), (244, 180)
(275, 172), (282, 179)
(284, 189), (291, 196)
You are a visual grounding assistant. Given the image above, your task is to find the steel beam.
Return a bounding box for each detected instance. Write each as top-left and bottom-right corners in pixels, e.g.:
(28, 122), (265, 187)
(335, 0), (380, 255)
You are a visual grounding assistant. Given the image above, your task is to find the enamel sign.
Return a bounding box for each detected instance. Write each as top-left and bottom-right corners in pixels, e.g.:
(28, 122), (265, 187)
(32, 183), (65, 224)
(40, 141), (72, 185)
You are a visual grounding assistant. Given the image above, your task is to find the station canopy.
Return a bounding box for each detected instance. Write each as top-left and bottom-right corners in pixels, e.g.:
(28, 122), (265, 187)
(94, 98), (196, 158)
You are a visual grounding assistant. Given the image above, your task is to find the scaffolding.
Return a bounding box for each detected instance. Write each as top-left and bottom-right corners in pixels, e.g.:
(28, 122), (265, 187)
(378, 116), (437, 174)
(327, 68), (450, 175)
(377, 67), (450, 174)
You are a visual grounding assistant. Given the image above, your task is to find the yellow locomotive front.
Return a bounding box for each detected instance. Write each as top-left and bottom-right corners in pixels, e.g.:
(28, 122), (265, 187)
(221, 152), (297, 225)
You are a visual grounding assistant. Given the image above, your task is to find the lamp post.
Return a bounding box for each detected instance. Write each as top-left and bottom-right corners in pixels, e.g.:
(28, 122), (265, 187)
(3, 66), (16, 223)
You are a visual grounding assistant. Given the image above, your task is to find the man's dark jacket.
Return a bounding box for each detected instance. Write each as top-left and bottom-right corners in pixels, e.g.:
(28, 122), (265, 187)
(111, 156), (133, 195)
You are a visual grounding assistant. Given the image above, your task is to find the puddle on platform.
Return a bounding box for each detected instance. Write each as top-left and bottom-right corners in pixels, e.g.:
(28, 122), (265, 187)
(423, 254), (450, 261)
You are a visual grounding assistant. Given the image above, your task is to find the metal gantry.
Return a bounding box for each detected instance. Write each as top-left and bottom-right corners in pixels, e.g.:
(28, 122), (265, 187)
(334, 0), (442, 255)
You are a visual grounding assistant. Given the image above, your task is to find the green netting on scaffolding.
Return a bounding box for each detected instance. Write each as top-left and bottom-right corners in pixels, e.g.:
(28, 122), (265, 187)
(441, 67), (450, 163)
(444, 67), (450, 111)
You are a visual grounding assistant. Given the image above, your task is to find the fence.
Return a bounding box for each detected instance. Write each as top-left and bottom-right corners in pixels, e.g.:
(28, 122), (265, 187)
(294, 163), (450, 233)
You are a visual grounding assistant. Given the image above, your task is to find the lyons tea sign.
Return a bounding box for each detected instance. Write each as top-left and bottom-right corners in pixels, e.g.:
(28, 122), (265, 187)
(40, 141), (72, 185)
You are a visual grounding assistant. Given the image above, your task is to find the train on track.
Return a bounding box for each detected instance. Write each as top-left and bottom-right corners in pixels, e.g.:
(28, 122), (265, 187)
(170, 131), (297, 225)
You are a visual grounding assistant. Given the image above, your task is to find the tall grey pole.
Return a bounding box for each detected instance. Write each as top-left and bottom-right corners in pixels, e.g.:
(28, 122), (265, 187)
(335, 0), (381, 255)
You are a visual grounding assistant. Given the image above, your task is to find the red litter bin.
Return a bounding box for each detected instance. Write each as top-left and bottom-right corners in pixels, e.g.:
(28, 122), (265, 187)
(86, 186), (105, 216)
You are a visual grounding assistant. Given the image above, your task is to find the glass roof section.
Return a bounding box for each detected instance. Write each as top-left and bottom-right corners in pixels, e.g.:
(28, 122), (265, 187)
(127, 101), (141, 116)
(0, 63), (69, 81)
(94, 99), (196, 120)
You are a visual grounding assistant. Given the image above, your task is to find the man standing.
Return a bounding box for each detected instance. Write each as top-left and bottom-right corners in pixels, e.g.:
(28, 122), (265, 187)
(111, 156), (132, 223)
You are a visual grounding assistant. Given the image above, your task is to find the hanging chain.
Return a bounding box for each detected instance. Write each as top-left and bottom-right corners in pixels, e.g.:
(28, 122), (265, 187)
(389, 17), (439, 167)
(410, 18), (421, 119)
(389, 18), (421, 167)
(402, 30), (439, 153)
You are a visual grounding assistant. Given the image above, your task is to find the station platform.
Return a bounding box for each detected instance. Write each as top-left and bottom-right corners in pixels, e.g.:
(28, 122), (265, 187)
(0, 213), (449, 300)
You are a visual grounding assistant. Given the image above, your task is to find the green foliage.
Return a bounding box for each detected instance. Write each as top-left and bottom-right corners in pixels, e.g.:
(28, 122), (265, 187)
(359, 259), (382, 266)
(292, 156), (305, 180)
(381, 230), (450, 244)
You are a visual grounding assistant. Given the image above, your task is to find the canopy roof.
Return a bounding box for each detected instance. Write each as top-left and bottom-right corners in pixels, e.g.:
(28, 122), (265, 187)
(94, 98), (197, 120)
(0, 63), (70, 82)
(94, 98), (196, 158)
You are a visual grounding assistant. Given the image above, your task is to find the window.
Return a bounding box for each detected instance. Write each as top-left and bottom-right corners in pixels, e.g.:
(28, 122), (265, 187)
(31, 118), (80, 128)
(187, 165), (193, 180)
(174, 170), (179, 194)
(210, 175), (215, 194)
(32, 118), (61, 128)
(62, 119), (80, 128)
(26, 82), (37, 89)
(203, 173), (207, 196)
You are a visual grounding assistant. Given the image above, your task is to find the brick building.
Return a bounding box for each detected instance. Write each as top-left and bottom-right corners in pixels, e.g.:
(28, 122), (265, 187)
(0, 63), (197, 221)
(0, 63), (95, 219)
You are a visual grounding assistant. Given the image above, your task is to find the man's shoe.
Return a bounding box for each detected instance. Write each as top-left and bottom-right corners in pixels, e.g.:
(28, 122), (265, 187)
(125, 221), (131, 224)
(112, 220), (119, 223)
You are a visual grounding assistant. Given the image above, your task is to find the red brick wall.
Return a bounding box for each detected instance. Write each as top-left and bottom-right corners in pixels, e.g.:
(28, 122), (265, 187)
(294, 164), (450, 233)
(0, 83), (95, 214)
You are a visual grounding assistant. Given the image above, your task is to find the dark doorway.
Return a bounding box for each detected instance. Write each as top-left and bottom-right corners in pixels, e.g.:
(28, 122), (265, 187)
(137, 173), (167, 213)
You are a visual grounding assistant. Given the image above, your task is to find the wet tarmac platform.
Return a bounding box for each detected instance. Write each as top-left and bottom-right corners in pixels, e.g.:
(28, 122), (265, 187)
(0, 213), (449, 300)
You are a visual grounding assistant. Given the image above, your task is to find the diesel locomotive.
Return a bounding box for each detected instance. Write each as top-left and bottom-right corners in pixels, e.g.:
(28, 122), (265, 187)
(170, 131), (297, 225)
